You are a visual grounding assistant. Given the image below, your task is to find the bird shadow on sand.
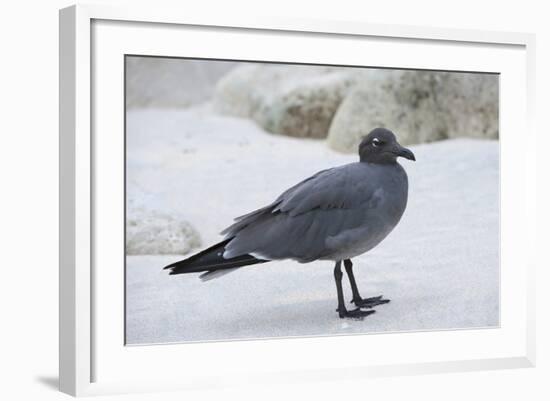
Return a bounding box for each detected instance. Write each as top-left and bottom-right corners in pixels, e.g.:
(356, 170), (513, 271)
(35, 376), (58, 391)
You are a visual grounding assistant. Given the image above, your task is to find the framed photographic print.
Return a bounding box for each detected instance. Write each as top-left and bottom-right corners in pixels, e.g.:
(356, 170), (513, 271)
(59, 4), (536, 396)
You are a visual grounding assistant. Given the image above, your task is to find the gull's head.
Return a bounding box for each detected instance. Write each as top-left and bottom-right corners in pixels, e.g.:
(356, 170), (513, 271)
(358, 128), (416, 164)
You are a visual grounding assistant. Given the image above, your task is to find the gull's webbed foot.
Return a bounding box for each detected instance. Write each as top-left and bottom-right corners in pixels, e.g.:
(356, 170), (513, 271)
(351, 295), (390, 309)
(338, 308), (376, 320)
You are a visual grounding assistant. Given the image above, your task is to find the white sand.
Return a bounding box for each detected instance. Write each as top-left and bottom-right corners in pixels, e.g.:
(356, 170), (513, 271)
(126, 108), (499, 345)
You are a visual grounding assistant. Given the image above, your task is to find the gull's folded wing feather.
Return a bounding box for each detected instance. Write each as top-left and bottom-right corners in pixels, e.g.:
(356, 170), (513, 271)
(222, 163), (382, 261)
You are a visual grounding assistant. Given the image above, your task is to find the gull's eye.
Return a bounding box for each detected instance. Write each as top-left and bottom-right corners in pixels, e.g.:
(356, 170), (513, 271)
(372, 138), (384, 147)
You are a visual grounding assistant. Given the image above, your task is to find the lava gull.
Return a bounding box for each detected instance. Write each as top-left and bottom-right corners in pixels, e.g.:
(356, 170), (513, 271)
(164, 128), (415, 319)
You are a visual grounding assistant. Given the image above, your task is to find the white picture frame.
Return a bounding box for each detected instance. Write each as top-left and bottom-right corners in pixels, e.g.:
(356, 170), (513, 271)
(59, 4), (536, 397)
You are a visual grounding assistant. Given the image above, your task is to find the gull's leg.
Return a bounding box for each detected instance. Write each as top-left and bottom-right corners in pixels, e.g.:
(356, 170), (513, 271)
(344, 259), (390, 309)
(334, 260), (375, 319)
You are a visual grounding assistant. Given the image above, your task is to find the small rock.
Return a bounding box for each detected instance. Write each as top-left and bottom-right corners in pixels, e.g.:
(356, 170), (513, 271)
(126, 207), (201, 255)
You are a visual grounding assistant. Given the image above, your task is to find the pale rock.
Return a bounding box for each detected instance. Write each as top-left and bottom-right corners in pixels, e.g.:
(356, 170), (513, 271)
(126, 207), (201, 255)
(327, 70), (498, 152)
(213, 64), (358, 138)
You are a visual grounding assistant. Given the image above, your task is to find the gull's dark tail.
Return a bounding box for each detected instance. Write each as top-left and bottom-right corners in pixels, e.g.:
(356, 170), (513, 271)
(163, 238), (269, 280)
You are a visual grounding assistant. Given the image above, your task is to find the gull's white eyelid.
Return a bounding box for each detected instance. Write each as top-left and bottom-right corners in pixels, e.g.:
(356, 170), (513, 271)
(372, 137), (381, 146)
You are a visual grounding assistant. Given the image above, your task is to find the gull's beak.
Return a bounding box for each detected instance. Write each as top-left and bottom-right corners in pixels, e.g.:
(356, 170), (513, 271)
(395, 145), (416, 161)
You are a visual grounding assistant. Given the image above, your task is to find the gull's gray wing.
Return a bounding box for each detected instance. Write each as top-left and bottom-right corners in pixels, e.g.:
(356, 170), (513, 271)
(221, 163), (388, 262)
(220, 168), (330, 237)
